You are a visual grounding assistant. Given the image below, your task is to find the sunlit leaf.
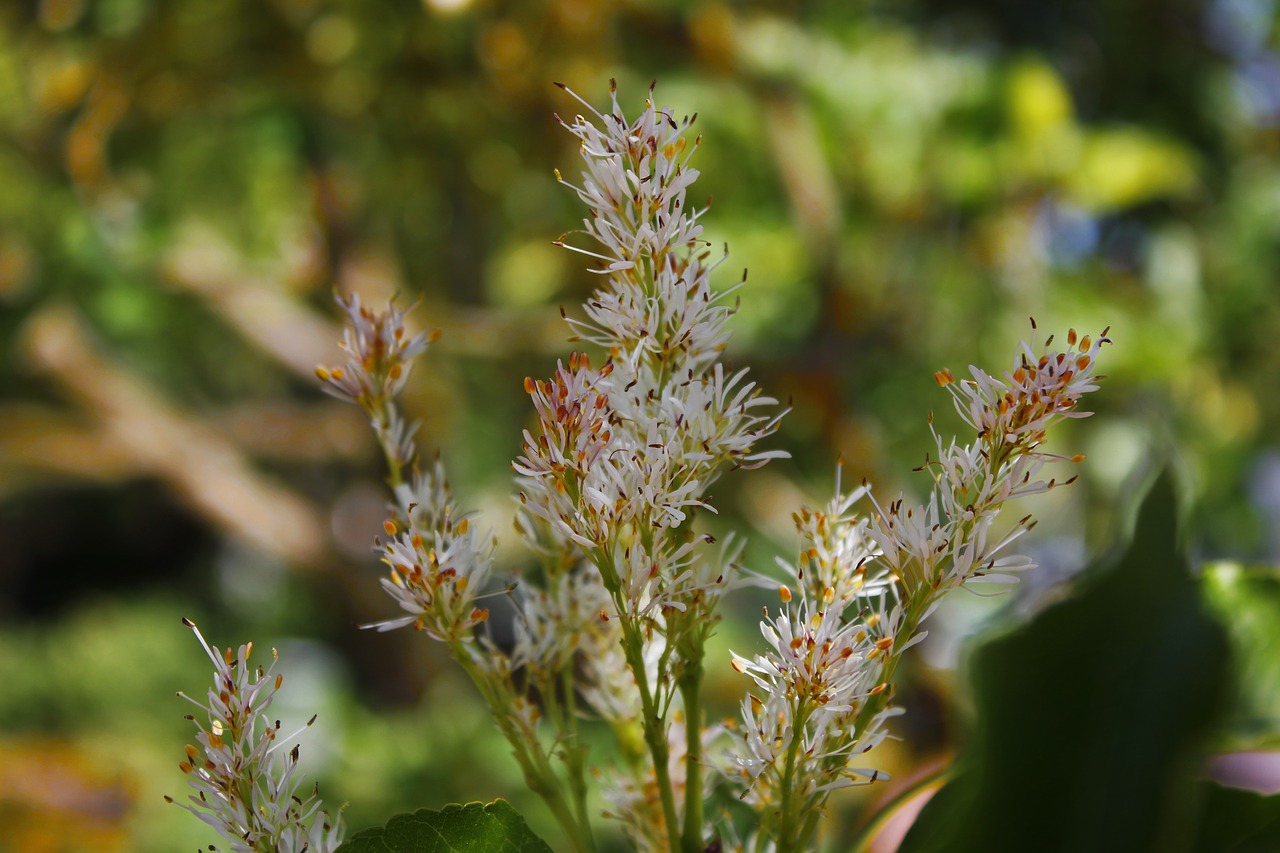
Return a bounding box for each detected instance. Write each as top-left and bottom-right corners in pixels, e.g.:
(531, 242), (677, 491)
(336, 800), (554, 853)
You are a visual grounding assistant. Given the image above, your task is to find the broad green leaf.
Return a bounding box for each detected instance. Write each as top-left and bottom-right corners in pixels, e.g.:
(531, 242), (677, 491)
(899, 470), (1230, 853)
(336, 800), (554, 853)
(1192, 782), (1280, 852)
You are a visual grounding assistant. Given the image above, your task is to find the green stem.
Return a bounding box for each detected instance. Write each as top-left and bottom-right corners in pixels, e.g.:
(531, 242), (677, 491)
(451, 645), (593, 853)
(678, 666), (704, 853)
(775, 699), (811, 853)
(592, 545), (682, 852)
(616, 605), (682, 853)
(561, 663), (596, 853)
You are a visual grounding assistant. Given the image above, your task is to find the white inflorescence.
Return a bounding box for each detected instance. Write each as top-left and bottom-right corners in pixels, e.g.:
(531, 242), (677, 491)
(727, 326), (1110, 847)
(511, 80), (791, 852)
(515, 81), (787, 628)
(290, 80), (1110, 853)
(170, 620), (343, 853)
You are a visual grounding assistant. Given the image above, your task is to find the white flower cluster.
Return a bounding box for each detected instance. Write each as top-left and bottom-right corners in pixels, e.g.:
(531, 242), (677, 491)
(872, 324), (1111, 595)
(517, 81), (786, 622)
(505, 81), (789, 852)
(169, 620), (343, 853)
(316, 294), (435, 473)
(727, 326), (1109, 851)
(366, 457), (495, 641)
(199, 82), (1113, 853)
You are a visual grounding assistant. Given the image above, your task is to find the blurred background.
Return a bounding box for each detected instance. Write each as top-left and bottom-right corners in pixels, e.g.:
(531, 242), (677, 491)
(1, 0), (1279, 850)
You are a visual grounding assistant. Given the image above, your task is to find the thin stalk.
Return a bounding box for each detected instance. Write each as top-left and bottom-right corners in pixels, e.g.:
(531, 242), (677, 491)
(775, 699), (812, 853)
(617, 609), (682, 853)
(592, 544), (682, 852)
(677, 669), (704, 853)
(561, 663), (596, 852)
(451, 645), (594, 853)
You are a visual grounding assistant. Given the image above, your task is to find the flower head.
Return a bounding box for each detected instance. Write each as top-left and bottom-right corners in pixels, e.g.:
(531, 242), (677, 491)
(315, 293), (432, 408)
(728, 599), (900, 813)
(169, 619), (342, 853)
(365, 458), (495, 641)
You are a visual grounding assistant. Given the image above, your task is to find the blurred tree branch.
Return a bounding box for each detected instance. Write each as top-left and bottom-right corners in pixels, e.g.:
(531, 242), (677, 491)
(18, 305), (331, 570)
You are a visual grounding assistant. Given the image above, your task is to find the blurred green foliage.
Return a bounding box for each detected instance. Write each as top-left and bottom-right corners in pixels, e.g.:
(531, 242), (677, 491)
(3, 0), (1280, 850)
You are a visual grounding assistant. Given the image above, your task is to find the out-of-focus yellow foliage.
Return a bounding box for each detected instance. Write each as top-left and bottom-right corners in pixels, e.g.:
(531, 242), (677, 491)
(0, 740), (134, 853)
(1070, 128), (1200, 211)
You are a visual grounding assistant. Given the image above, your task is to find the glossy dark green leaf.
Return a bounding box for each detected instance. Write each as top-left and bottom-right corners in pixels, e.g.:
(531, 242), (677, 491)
(1192, 782), (1280, 853)
(899, 470), (1230, 853)
(335, 800), (554, 853)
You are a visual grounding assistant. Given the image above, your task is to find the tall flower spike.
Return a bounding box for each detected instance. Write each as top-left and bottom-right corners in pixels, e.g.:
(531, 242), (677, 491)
(729, 326), (1109, 853)
(169, 619), (343, 853)
(526, 82), (789, 853)
(520, 82), (788, 578)
(870, 324), (1113, 598)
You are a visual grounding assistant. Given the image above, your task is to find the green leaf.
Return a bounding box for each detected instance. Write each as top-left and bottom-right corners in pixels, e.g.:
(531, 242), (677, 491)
(899, 469), (1231, 853)
(336, 800), (555, 853)
(1192, 782), (1280, 852)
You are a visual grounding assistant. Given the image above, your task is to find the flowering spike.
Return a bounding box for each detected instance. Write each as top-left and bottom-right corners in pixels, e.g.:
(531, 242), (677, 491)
(170, 623), (343, 851)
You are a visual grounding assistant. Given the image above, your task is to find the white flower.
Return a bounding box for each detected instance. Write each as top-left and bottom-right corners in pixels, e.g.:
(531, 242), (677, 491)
(729, 600), (900, 810)
(525, 82), (787, 560)
(364, 458), (495, 641)
(169, 620), (343, 853)
(779, 473), (888, 613)
(315, 293), (432, 408)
